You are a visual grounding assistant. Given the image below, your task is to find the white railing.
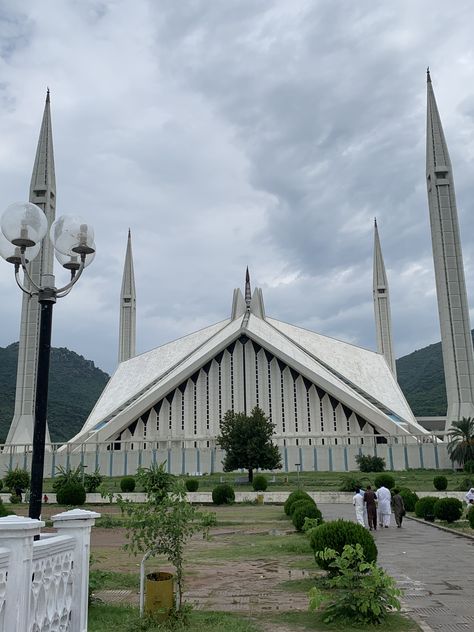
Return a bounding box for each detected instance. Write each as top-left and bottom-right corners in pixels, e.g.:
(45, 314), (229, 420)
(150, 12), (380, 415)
(0, 509), (100, 632)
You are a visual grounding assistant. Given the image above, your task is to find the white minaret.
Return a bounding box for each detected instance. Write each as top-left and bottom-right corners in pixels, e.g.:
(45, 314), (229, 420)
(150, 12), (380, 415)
(426, 70), (474, 430)
(6, 91), (56, 445)
(118, 229), (136, 363)
(373, 219), (397, 376)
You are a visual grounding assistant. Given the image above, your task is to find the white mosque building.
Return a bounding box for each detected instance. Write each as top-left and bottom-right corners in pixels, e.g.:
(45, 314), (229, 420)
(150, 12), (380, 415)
(5, 72), (474, 473)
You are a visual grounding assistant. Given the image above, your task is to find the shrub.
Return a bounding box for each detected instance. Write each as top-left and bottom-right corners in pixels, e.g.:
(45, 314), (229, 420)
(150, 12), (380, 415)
(0, 499), (14, 517)
(414, 496), (438, 520)
(433, 475), (448, 491)
(456, 477), (473, 491)
(136, 462), (174, 503)
(374, 473), (395, 489)
(52, 465), (84, 493)
(290, 497), (316, 517)
(4, 467), (30, 493)
(185, 479), (199, 492)
(309, 520), (377, 571)
(9, 494), (21, 504)
(338, 475), (363, 492)
(464, 460), (474, 474)
(56, 482), (86, 506)
(212, 483), (235, 505)
(84, 469), (104, 493)
(467, 505), (474, 529)
(292, 502), (322, 532)
(120, 477), (136, 492)
(0, 480), (3, 492)
(309, 544), (401, 625)
(398, 487), (419, 512)
(355, 454), (385, 473)
(284, 490), (311, 515)
(434, 497), (463, 523)
(252, 474), (268, 491)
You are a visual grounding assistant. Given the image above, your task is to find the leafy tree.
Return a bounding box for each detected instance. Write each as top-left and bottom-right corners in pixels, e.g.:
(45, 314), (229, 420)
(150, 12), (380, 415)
(216, 406), (282, 483)
(447, 417), (474, 466)
(119, 479), (210, 611)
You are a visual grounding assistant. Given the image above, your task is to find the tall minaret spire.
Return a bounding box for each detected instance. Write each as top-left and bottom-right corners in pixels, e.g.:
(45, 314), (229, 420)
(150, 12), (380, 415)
(6, 91), (56, 445)
(118, 229), (136, 363)
(426, 72), (474, 430)
(373, 219), (397, 376)
(245, 267), (251, 308)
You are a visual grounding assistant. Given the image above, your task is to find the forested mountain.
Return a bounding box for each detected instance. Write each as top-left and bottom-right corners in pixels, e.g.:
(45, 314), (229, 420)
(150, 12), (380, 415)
(0, 343), (109, 443)
(395, 334), (466, 416)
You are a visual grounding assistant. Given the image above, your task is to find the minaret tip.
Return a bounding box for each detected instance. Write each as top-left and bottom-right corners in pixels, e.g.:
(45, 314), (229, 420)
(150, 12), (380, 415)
(374, 217), (377, 227)
(46, 87), (50, 103)
(128, 227), (131, 239)
(245, 267), (251, 307)
(427, 67), (431, 83)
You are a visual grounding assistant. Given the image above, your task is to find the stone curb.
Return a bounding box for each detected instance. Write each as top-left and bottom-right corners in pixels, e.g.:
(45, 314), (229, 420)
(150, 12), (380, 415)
(406, 514), (474, 541)
(404, 611), (436, 632)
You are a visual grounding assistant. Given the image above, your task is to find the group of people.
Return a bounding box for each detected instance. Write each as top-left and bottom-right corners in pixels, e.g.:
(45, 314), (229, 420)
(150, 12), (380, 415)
(352, 485), (405, 530)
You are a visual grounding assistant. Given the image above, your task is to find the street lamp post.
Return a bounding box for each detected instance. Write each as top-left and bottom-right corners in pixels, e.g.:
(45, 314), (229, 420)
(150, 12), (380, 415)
(0, 203), (95, 520)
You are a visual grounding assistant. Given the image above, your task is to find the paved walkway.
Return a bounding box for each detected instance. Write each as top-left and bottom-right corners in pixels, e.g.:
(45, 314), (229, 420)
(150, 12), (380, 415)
(321, 504), (474, 632)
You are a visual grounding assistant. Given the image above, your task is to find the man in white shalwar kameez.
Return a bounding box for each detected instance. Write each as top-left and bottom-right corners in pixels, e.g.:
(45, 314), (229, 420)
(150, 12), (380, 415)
(353, 487), (365, 527)
(377, 485), (392, 527)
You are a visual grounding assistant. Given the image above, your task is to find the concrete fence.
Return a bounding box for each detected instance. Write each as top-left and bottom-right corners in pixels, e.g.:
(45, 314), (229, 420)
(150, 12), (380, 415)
(0, 433), (454, 477)
(0, 508), (100, 631)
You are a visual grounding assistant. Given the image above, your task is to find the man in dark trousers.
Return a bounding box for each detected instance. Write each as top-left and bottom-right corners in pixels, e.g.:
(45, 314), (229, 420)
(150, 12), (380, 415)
(364, 485), (377, 531)
(391, 488), (406, 528)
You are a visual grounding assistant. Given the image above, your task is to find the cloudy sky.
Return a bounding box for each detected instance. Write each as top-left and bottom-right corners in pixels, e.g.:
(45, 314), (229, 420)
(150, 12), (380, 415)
(1, 0), (474, 376)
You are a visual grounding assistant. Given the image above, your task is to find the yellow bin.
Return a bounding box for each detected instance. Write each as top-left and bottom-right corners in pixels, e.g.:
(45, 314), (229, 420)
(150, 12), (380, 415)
(145, 572), (174, 618)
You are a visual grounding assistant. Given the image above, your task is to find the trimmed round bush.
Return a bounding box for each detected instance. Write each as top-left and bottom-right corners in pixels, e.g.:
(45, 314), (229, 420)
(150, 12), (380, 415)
(56, 482), (86, 506)
(464, 460), (474, 474)
(185, 479), (199, 492)
(399, 488), (419, 512)
(467, 505), (474, 529)
(120, 476), (136, 492)
(212, 483), (235, 505)
(415, 496), (438, 520)
(309, 519), (377, 570)
(433, 475), (448, 491)
(292, 502), (322, 532)
(284, 490), (311, 516)
(290, 497), (316, 517)
(434, 497), (463, 523)
(252, 474), (268, 492)
(374, 473), (395, 489)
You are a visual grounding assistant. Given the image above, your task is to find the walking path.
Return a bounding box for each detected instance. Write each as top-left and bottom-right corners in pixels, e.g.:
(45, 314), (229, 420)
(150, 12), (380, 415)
(321, 504), (474, 632)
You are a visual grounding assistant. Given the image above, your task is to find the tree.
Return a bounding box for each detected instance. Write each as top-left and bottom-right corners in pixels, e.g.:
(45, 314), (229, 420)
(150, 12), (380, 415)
(447, 417), (474, 466)
(216, 406), (282, 482)
(119, 479), (210, 611)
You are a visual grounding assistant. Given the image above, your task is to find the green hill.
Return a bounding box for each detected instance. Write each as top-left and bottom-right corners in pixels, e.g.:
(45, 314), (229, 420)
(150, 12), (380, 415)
(0, 343), (109, 443)
(395, 334), (467, 416)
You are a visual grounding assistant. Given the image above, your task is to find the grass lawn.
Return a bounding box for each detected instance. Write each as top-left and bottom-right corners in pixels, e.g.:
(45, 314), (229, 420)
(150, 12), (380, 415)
(88, 605), (260, 631)
(40, 468), (471, 494)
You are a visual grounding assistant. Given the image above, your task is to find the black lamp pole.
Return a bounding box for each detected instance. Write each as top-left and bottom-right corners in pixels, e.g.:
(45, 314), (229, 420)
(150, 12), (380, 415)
(28, 288), (56, 521)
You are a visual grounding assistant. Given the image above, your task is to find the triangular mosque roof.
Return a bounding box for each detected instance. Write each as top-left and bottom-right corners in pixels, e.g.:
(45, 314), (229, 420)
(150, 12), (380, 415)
(68, 278), (426, 446)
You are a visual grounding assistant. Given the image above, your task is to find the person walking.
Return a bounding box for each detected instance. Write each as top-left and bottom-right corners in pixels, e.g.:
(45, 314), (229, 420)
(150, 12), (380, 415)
(353, 486), (365, 526)
(391, 488), (405, 528)
(377, 485), (392, 528)
(364, 485), (377, 530)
